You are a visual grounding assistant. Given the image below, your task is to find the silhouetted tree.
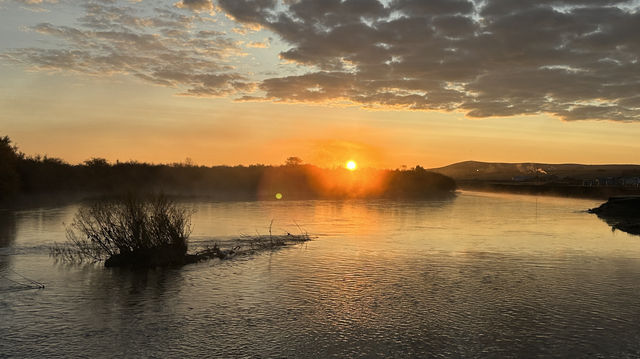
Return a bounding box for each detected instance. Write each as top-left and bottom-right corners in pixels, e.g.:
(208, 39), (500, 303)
(0, 136), (21, 199)
(84, 157), (109, 167)
(285, 156), (303, 166)
(16, 154), (73, 193)
(386, 167), (457, 198)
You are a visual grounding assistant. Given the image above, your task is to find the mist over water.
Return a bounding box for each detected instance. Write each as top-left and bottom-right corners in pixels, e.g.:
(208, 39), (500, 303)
(2, 192), (640, 357)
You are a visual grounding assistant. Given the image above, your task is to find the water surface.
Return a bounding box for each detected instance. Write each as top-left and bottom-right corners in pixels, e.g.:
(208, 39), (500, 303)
(2, 192), (640, 358)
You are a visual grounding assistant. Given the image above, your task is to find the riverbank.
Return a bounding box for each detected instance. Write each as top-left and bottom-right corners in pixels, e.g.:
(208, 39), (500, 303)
(459, 181), (640, 200)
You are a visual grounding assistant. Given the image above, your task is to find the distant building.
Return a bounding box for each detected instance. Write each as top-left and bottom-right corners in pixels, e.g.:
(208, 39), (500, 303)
(595, 177), (616, 186)
(583, 176), (640, 188)
(582, 179), (594, 187)
(622, 177), (640, 188)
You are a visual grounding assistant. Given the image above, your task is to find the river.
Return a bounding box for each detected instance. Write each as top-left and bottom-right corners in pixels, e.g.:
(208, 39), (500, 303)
(2, 191), (640, 357)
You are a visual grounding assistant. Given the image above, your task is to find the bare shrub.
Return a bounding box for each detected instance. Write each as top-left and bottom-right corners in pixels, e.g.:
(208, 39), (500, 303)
(51, 194), (192, 266)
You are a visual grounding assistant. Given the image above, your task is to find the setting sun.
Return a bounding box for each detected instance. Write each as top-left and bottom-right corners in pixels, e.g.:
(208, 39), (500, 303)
(346, 160), (357, 171)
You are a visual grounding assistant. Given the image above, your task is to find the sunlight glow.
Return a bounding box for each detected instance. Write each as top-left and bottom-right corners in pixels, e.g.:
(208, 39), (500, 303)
(346, 160), (357, 171)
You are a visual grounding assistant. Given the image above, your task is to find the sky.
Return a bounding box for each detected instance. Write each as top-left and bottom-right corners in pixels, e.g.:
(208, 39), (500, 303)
(1, 0), (640, 168)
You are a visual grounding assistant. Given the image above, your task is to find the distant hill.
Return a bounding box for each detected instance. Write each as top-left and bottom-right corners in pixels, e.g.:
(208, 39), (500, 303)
(429, 161), (640, 181)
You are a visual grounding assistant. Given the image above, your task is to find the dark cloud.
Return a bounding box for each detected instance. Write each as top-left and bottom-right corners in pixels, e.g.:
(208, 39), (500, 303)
(392, 0), (474, 16)
(216, 0), (276, 24)
(2, 2), (252, 97)
(218, 0), (640, 121)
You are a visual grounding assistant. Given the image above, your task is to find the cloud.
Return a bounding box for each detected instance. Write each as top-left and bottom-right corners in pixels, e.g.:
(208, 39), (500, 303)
(174, 0), (213, 12)
(13, 0), (57, 4)
(8, 0), (57, 11)
(245, 37), (270, 48)
(4, 0), (640, 122)
(2, 2), (252, 97)
(217, 0), (640, 122)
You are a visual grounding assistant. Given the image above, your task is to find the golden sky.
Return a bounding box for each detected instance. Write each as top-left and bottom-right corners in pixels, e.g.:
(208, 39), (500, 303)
(2, 0), (640, 168)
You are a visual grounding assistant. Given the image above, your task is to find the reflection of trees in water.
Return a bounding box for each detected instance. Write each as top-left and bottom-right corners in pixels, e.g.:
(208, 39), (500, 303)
(70, 266), (187, 354)
(0, 210), (17, 274)
(595, 215), (640, 236)
(0, 211), (40, 291)
(0, 210), (17, 248)
(82, 265), (184, 310)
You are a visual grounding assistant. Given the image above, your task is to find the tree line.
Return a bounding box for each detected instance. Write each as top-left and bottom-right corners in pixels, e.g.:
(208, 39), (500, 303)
(0, 136), (456, 201)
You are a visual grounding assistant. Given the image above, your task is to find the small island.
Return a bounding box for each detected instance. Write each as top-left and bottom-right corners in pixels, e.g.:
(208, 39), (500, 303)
(50, 194), (313, 268)
(589, 196), (640, 236)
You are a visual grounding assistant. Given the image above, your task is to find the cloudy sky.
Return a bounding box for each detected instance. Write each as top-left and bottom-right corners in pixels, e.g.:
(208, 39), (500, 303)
(1, 0), (640, 167)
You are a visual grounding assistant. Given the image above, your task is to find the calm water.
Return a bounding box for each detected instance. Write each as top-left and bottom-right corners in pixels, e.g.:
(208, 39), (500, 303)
(2, 191), (640, 358)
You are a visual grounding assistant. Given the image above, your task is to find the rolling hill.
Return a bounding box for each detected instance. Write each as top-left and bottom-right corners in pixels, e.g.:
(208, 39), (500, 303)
(429, 161), (640, 181)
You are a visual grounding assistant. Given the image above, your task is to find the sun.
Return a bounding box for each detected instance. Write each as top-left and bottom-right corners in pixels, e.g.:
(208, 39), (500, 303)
(346, 160), (357, 171)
